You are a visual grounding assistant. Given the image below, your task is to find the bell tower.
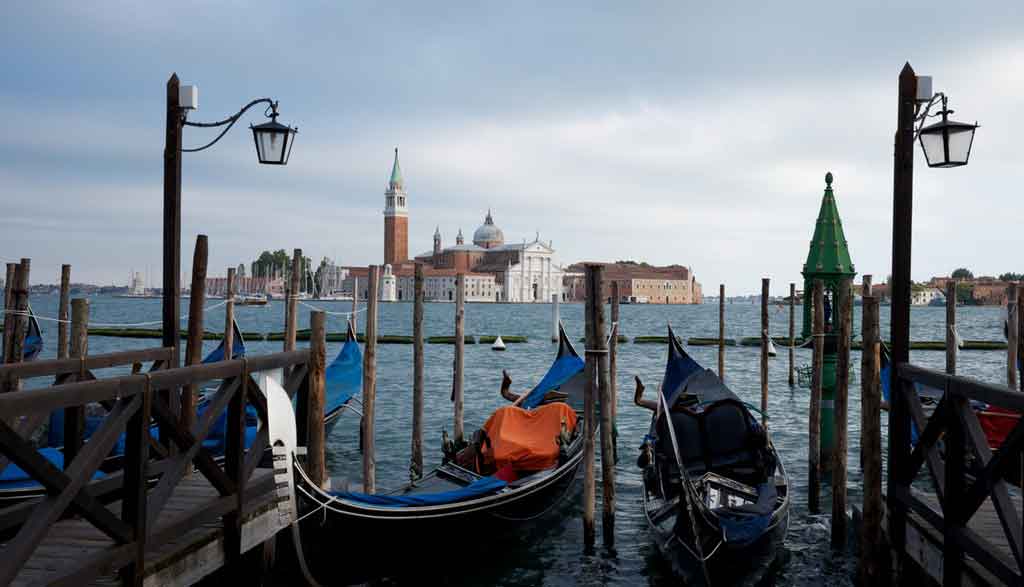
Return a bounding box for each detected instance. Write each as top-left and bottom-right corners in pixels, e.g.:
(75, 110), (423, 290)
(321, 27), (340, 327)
(384, 148), (409, 266)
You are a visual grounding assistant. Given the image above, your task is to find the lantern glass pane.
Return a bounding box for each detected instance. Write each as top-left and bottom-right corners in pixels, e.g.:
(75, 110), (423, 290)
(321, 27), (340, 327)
(282, 131), (295, 164)
(946, 126), (975, 165)
(919, 131), (946, 166)
(257, 129), (286, 163)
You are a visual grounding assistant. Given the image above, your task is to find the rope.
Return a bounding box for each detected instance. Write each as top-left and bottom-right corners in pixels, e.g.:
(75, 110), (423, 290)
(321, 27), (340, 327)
(297, 300), (367, 317)
(583, 321), (618, 354)
(2, 299), (228, 327)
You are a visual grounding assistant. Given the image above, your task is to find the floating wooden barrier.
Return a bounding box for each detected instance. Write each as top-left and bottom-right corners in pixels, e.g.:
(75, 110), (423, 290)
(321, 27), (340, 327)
(477, 335), (528, 344)
(633, 335), (682, 344)
(688, 337), (737, 346)
(576, 335), (628, 344)
(428, 335), (476, 344)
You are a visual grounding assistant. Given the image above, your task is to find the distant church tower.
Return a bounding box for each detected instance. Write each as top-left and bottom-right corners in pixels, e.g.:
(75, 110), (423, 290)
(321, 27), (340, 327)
(383, 148), (409, 266)
(433, 226), (442, 255)
(456, 228), (464, 246)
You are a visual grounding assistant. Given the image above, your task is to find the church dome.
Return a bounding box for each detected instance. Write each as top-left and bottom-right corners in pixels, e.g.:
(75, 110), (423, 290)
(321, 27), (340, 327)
(472, 210), (504, 248)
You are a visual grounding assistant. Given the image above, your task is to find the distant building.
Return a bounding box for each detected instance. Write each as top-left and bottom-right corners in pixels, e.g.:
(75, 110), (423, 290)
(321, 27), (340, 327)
(563, 262), (703, 304)
(129, 271), (145, 296)
(911, 287), (944, 306)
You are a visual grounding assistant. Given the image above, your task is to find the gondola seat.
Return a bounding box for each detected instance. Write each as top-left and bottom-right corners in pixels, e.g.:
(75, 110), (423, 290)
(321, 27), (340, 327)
(481, 403), (578, 472)
(656, 399), (766, 481)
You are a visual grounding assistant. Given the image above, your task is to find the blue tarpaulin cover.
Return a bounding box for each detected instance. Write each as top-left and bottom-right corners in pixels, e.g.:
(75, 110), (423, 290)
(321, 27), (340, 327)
(521, 355), (585, 409)
(331, 475), (507, 507)
(325, 331), (362, 415)
(0, 447), (103, 490)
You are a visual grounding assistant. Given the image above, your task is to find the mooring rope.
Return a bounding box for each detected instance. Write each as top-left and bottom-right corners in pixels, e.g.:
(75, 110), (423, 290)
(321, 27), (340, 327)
(2, 299), (229, 327)
(297, 300), (368, 317)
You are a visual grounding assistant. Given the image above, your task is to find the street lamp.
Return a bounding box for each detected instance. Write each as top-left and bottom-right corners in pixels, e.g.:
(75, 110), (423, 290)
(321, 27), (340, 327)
(163, 73), (298, 375)
(916, 94), (978, 168)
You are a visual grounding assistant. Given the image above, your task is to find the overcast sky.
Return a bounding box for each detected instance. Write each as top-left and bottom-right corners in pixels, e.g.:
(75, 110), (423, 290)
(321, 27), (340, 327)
(1, 2), (1021, 294)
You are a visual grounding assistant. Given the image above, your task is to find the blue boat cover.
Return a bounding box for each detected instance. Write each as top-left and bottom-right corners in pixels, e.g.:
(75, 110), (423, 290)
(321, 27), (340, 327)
(330, 475), (507, 507)
(325, 324), (362, 415)
(661, 326), (702, 406)
(715, 482), (775, 545)
(521, 324), (585, 410)
(23, 309), (43, 361)
(1, 447), (103, 490)
(202, 320), (246, 363)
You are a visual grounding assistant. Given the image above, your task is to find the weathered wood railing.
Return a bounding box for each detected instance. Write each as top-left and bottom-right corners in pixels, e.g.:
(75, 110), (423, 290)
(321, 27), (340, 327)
(888, 362), (1024, 585)
(0, 347), (314, 585)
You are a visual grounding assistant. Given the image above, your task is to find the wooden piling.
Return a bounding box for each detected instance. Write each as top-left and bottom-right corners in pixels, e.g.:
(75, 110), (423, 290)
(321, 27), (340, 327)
(946, 280), (957, 375)
(760, 278), (769, 428)
(223, 268), (235, 361)
(351, 276), (358, 333)
(860, 295), (883, 584)
(183, 235), (208, 432)
(306, 310), (327, 489)
(589, 266), (615, 548)
(862, 274), (873, 297)
(808, 279), (824, 514)
(788, 282), (795, 386)
(551, 292), (560, 342)
(609, 280), (619, 461)
(718, 284), (725, 380)
(285, 248), (301, 351)
(1019, 292), (1023, 392)
(57, 264), (71, 360)
(582, 265), (598, 550)
(5, 260), (30, 392)
(831, 277), (852, 549)
(1007, 284), (1018, 390)
(2, 263), (15, 364)
(361, 265), (380, 493)
(453, 273), (466, 443)
(411, 263), (425, 480)
(65, 298), (89, 469)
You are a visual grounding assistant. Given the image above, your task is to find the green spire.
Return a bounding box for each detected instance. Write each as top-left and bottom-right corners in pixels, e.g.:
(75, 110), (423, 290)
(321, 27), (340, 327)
(802, 172), (856, 278)
(389, 147), (403, 190)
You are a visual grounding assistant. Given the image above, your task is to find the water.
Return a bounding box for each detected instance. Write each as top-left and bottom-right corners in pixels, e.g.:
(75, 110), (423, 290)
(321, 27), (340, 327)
(14, 295), (1014, 585)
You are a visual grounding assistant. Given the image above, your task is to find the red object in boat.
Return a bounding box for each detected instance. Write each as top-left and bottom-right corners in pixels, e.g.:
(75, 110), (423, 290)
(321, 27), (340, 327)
(978, 405), (1021, 448)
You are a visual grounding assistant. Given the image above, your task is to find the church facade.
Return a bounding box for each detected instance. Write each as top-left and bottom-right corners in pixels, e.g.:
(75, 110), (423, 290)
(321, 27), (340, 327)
(367, 149), (565, 303)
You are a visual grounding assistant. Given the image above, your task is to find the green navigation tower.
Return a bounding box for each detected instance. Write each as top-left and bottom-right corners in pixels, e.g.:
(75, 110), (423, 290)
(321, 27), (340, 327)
(801, 172), (856, 465)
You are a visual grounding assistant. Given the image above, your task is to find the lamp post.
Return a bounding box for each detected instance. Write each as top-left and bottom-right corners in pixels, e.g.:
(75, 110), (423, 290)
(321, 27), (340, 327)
(162, 73), (298, 374)
(887, 63), (977, 580)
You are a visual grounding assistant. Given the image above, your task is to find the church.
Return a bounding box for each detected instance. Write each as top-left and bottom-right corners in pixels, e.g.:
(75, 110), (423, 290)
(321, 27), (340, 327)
(366, 149), (565, 303)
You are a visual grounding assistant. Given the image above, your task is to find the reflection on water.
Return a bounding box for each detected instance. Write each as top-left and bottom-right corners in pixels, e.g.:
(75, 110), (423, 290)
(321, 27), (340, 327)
(21, 295), (1013, 585)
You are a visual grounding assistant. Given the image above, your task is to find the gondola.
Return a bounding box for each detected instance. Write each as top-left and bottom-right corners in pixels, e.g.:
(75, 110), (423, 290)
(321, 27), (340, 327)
(638, 326), (789, 586)
(322, 319), (363, 436)
(293, 322), (587, 581)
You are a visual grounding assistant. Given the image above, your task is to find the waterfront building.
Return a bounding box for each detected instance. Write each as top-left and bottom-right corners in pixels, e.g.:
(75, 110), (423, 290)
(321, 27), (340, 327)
(911, 287), (944, 306)
(380, 264), (397, 302)
(563, 262), (703, 304)
(383, 148), (409, 267)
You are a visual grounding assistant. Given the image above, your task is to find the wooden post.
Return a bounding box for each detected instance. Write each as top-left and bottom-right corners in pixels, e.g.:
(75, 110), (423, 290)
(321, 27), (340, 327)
(609, 280), (620, 462)
(163, 74), (183, 372)
(587, 266), (615, 547)
(306, 310), (327, 488)
(65, 298), (89, 469)
(581, 265), (598, 550)
(760, 278), (769, 427)
(411, 264), (425, 480)
(1019, 291), (1023, 392)
(862, 274), (873, 297)
(808, 279), (825, 513)
(946, 280), (957, 375)
(888, 63), (919, 565)
(718, 284), (725, 380)
(57, 264), (71, 360)
(452, 273), (466, 443)
(351, 276), (358, 333)
(2, 263), (15, 364)
(860, 295), (884, 584)
(223, 269), (235, 360)
(285, 248), (301, 351)
(832, 278), (853, 548)
(551, 292), (560, 341)
(183, 235), (208, 432)
(361, 265), (379, 493)
(5, 260), (30, 392)
(1007, 284), (1018, 390)
(120, 374), (151, 587)
(788, 282), (795, 386)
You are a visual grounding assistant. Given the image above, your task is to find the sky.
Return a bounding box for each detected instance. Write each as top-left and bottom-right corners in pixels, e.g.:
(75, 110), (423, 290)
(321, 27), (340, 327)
(1, 2), (1022, 295)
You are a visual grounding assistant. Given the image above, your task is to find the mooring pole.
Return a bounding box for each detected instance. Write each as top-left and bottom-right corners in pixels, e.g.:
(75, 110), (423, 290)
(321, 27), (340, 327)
(860, 295), (884, 584)
(58, 264), (71, 360)
(351, 276), (359, 333)
(788, 282), (795, 386)
(1008, 284), (1019, 390)
(5, 260), (30, 392)
(453, 273), (466, 443)
(362, 265), (380, 493)
(183, 235), (208, 432)
(551, 292), (560, 342)
(223, 268), (235, 361)
(285, 249), (302, 351)
(307, 310), (327, 489)
(609, 280), (620, 463)
(411, 263), (425, 480)
(163, 74), (183, 374)
(2, 263), (15, 365)
(582, 264), (598, 550)
(946, 280), (957, 375)
(718, 284), (726, 380)
(589, 265), (615, 548)
(832, 278), (852, 549)
(808, 279), (824, 513)
(760, 278), (769, 428)
(65, 298), (89, 469)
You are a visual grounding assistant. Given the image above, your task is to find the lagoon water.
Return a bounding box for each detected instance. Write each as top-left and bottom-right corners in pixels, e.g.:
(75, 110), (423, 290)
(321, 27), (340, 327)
(16, 294), (1014, 585)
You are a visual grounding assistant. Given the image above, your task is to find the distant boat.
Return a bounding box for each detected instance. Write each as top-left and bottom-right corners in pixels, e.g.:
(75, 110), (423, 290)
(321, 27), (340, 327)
(235, 295), (268, 306)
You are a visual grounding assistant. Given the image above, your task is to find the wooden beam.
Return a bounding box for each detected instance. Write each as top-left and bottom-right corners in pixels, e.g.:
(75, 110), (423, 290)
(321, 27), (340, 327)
(223, 359), (246, 569)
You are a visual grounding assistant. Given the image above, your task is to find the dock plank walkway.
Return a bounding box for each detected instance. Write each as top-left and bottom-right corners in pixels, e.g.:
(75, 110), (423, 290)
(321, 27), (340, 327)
(9, 468), (286, 586)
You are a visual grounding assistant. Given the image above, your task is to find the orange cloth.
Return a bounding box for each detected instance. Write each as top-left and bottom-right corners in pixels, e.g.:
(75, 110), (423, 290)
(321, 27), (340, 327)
(481, 403), (578, 471)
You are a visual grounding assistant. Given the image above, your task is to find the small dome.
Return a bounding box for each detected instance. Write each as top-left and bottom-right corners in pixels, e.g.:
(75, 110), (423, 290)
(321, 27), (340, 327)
(472, 210), (505, 248)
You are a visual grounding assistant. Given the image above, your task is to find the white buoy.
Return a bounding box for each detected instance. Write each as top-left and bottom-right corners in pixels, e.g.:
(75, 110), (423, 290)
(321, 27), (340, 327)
(492, 335), (507, 351)
(767, 338), (777, 357)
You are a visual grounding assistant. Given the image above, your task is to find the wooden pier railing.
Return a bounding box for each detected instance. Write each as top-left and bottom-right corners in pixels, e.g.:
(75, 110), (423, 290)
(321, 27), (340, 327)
(0, 345), (316, 585)
(888, 362), (1024, 585)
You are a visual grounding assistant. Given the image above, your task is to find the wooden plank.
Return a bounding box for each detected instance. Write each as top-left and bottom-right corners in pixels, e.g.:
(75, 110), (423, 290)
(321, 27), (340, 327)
(0, 348), (173, 381)
(898, 363), (1024, 412)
